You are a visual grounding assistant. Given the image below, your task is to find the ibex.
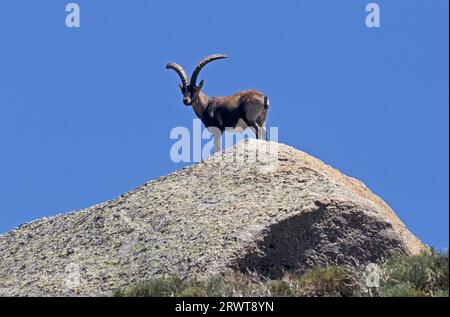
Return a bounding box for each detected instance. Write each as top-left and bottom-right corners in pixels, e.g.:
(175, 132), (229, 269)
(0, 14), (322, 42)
(166, 54), (269, 152)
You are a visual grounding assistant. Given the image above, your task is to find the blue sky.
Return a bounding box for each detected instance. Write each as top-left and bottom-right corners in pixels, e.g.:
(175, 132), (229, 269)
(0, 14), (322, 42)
(0, 1), (448, 249)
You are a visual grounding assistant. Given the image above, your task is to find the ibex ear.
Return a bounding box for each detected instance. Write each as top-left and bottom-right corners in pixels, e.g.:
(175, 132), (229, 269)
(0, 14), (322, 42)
(198, 80), (204, 89)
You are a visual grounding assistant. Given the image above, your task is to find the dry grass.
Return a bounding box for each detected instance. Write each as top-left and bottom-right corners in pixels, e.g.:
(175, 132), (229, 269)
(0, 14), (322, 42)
(114, 251), (448, 297)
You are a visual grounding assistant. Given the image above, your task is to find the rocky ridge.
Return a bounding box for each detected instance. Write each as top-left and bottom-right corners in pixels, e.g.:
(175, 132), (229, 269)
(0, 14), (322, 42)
(0, 140), (426, 296)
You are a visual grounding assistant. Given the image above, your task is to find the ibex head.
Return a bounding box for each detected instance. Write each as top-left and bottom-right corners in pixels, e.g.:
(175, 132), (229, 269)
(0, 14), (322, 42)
(166, 54), (227, 106)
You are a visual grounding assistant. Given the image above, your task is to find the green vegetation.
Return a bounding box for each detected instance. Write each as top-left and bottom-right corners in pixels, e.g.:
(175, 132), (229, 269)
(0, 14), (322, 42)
(114, 251), (448, 297)
(380, 250), (448, 297)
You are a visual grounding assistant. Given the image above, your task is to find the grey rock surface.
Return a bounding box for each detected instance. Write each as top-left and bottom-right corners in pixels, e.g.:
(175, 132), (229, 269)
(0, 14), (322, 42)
(0, 140), (426, 296)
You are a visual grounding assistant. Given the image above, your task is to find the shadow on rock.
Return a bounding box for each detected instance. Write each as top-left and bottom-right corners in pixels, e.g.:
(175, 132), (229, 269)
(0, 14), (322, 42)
(234, 203), (403, 279)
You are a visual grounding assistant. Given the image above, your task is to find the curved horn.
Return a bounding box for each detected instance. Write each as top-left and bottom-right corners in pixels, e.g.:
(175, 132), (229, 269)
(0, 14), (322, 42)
(166, 63), (189, 88)
(190, 54), (227, 86)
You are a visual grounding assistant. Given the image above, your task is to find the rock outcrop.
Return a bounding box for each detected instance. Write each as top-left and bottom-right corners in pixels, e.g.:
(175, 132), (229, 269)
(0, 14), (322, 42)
(0, 140), (426, 296)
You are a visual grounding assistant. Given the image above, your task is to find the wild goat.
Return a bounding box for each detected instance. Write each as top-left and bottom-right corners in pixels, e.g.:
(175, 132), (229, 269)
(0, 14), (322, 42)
(166, 54), (269, 152)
